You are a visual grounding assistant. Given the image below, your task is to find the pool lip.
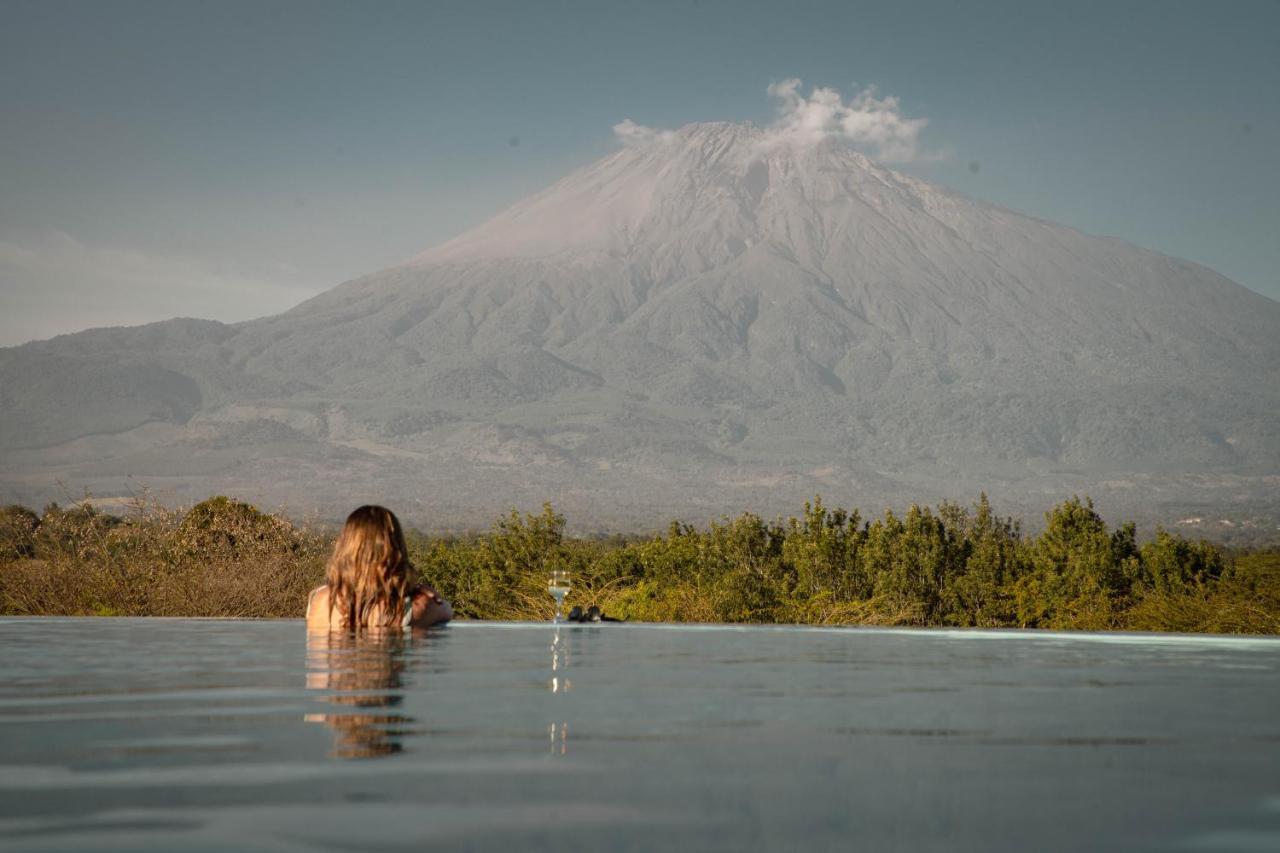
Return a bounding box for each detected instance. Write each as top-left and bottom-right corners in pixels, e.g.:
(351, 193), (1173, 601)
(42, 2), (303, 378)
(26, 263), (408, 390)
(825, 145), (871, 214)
(451, 620), (1280, 647)
(1, 615), (1277, 648)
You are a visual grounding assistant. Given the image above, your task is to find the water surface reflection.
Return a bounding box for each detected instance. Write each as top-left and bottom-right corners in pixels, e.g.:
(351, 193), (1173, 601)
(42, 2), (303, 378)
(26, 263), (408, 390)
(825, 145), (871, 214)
(549, 624), (571, 755)
(5, 619), (1278, 852)
(304, 631), (416, 759)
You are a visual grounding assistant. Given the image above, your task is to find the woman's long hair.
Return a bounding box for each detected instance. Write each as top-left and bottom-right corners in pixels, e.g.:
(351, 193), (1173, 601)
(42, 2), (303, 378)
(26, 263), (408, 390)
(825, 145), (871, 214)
(325, 505), (412, 629)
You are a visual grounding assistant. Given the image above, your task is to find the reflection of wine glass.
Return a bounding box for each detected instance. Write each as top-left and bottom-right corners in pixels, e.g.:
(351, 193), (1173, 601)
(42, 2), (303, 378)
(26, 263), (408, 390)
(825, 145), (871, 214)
(549, 720), (568, 755)
(548, 570), (571, 623)
(549, 622), (571, 692)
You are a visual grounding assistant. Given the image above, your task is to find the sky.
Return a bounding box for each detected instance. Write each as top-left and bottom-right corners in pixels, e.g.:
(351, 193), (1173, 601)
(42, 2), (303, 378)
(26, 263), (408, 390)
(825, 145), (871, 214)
(2, 0), (1277, 346)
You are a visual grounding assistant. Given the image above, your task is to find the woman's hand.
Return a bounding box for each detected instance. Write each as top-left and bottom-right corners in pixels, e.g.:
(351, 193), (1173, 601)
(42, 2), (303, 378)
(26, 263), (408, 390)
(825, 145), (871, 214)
(409, 583), (453, 627)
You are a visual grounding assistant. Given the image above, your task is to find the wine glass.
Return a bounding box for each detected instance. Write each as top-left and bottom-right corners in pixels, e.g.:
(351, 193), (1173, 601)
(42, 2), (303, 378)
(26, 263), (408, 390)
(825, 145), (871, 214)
(547, 570), (571, 623)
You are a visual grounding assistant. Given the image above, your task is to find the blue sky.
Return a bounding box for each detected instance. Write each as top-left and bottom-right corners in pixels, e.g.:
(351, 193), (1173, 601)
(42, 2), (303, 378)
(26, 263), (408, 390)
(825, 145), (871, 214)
(2, 0), (1277, 345)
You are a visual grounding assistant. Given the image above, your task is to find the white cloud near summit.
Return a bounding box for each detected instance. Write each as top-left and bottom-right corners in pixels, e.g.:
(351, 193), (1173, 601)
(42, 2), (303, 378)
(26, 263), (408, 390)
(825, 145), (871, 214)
(615, 79), (933, 163)
(612, 119), (675, 147)
(763, 78), (930, 162)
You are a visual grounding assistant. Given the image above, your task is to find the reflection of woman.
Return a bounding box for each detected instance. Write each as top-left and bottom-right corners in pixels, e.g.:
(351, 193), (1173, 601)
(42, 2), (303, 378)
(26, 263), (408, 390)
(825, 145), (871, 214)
(305, 631), (410, 759)
(306, 505), (452, 631)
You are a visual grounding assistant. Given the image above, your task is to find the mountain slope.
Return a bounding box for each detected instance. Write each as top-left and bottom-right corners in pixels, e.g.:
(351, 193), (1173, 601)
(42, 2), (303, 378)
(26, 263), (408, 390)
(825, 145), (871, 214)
(2, 122), (1277, 528)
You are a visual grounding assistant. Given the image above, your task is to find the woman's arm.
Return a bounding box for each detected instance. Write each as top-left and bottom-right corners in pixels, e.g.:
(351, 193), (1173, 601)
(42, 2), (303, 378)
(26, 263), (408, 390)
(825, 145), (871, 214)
(409, 584), (454, 628)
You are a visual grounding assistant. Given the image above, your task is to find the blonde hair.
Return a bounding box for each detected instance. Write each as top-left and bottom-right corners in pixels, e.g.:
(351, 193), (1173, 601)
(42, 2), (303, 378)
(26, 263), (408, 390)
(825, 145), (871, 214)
(325, 505), (412, 629)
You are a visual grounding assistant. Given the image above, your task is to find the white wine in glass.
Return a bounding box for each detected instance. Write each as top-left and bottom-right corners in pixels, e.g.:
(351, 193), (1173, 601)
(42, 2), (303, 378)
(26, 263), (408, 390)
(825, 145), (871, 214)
(547, 570), (571, 623)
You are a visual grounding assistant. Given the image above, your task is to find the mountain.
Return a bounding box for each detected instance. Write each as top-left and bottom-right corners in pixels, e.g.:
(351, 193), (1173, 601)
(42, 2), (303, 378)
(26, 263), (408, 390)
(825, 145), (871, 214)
(3, 122), (1278, 530)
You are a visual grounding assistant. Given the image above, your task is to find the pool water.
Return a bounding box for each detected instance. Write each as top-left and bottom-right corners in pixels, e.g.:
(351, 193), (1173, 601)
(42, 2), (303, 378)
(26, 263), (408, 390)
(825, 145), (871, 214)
(1, 618), (1278, 851)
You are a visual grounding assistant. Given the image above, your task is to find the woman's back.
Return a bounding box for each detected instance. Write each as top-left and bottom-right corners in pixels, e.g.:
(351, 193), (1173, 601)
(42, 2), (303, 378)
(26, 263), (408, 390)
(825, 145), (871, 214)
(306, 583), (452, 631)
(306, 584), (402, 631)
(308, 506), (452, 631)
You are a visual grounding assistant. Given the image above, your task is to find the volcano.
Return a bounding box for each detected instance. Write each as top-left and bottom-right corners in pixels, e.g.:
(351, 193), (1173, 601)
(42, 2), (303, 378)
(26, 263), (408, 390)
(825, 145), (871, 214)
(3, 122), (1278, 528)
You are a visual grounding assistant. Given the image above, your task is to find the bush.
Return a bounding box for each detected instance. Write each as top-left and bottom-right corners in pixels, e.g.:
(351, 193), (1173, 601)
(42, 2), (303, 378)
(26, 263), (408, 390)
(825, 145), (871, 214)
(0, 495), (326, 617)
(177, 496), (295, 556)
(0, 505), (39, 559)
(2, 492), (1276, 634)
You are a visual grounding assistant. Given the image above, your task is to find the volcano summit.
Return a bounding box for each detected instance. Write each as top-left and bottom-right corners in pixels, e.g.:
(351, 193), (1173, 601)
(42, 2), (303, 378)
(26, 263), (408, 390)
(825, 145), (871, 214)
(2, 122), (1277, 528)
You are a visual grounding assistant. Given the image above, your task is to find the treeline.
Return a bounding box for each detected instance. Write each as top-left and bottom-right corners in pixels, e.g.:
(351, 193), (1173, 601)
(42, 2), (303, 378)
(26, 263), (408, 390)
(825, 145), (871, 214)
(2, 495), (1278, 633)
(0, 497), (326, 618)
(418, 496), (1278, 633)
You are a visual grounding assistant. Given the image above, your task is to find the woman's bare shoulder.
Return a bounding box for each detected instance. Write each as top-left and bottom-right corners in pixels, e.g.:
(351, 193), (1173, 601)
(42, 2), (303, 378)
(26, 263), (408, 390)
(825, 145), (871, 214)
(305, 585), (330, 629)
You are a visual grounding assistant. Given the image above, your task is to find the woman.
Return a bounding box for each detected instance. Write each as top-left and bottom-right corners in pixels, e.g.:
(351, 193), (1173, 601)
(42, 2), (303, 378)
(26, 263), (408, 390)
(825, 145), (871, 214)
(306, 505), (453, 631)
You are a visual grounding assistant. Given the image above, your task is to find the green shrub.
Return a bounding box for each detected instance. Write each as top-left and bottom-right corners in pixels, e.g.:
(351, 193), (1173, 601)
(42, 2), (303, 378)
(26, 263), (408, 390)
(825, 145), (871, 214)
(3, 492), (1276, 634)
(0, 505), (40, 560)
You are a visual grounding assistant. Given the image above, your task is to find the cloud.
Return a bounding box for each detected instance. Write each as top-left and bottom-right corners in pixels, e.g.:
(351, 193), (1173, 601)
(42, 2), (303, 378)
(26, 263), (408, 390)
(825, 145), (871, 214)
(0, 230), (322, 346)
(612, 119), (675, 147)
(613, 80), (935, 163)
(763, 78), (932, 162)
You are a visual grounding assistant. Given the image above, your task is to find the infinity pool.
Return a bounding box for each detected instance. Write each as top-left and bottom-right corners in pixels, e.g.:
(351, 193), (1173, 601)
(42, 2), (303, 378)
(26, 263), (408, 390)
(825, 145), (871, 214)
(1, 618), (1278, 851)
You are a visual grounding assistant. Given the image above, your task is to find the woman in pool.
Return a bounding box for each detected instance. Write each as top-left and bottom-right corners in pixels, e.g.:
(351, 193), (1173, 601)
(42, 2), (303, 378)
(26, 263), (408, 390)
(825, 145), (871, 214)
(306, 505), (453, 631)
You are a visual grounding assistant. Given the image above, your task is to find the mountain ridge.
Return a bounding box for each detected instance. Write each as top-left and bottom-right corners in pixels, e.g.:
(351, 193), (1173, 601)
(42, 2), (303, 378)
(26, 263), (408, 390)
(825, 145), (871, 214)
(2, 121), (1277, 529)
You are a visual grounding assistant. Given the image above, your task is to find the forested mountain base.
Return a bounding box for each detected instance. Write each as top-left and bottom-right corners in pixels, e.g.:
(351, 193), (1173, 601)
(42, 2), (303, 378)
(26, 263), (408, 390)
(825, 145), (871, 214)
(2, 495), (1277, 634)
